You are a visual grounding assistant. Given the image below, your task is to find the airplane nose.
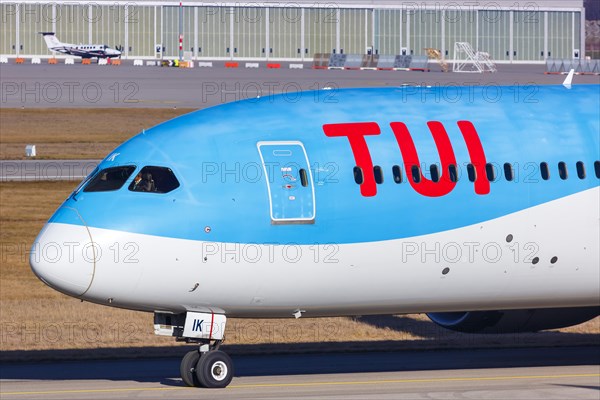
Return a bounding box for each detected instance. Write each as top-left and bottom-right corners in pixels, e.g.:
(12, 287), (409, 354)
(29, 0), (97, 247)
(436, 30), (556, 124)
(30, 207), (96, 297)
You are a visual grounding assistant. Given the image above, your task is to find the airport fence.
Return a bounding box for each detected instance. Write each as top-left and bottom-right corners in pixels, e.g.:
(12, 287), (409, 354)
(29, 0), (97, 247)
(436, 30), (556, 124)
(545, 58), (600, 75)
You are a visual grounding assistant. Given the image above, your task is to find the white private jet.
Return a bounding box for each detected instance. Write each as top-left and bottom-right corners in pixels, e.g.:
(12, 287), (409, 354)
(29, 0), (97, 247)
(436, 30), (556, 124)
(40, 32), (121, 59)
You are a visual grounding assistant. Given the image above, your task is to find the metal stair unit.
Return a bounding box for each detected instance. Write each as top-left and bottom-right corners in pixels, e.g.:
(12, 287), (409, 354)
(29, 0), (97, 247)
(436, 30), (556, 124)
(453, 42), (497, 73)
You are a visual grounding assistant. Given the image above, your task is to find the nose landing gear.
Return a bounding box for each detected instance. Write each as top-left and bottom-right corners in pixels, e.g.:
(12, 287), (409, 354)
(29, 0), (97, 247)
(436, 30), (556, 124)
(153, 311), (232, 389)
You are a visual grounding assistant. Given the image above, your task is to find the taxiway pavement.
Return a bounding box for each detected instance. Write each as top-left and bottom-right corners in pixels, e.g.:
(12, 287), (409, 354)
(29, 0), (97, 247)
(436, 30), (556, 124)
(1, 346), (599, 399)
(2, 62), (599, 109)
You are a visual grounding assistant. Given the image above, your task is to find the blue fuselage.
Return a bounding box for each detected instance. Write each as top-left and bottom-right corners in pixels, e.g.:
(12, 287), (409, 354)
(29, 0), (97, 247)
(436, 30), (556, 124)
(52, 85), (599, 245)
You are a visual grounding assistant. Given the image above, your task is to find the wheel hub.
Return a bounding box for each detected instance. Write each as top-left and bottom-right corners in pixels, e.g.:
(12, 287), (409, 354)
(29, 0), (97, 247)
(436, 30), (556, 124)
(211, 361), (228, 381)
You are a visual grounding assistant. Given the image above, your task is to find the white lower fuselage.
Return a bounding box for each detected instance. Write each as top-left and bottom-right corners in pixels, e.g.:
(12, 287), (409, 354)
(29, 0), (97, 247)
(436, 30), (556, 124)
(32, 187), (600, 318)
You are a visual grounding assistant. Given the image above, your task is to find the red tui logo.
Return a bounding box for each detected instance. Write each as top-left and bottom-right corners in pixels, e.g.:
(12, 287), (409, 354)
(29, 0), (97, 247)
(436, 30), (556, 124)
(323, 121), (490, 197)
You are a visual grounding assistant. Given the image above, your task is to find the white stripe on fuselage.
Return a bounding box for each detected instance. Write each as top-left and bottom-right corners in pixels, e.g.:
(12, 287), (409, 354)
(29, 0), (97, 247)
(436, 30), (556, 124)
(44, 187), (599, 317)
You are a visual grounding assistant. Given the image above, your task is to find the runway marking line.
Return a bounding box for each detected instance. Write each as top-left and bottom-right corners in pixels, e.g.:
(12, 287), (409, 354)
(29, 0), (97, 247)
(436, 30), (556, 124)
(230, 373), (600, 389)
(2, 373), (598, 396)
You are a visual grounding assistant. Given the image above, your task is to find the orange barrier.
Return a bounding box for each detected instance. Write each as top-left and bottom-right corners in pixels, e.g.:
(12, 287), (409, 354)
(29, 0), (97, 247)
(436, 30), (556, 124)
(267, 63), (281, 69)
(48, 58), (57, 64)
(15, 58), (25, 64)
(111, 59), (121, 65)
(82, 58), (91, 65)
(225, 62), (239, 68)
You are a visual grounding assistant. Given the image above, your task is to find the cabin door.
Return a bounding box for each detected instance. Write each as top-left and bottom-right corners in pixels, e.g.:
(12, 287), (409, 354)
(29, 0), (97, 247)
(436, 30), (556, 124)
(257, 141), (316, 224)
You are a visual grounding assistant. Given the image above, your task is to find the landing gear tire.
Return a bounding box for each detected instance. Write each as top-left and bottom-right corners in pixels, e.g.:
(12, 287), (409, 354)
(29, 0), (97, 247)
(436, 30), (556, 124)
(180, 350), (202, 387)
(195, 350), (233, 388)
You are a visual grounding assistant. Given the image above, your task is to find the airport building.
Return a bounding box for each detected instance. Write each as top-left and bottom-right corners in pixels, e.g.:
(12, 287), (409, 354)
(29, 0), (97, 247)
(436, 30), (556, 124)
(0, 1), (587, 62)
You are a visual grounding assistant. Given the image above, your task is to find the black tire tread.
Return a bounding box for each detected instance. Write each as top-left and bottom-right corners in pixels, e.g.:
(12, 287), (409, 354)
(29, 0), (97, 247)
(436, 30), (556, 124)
(195, 350), (233, 389)
(180, 350), (201, 387)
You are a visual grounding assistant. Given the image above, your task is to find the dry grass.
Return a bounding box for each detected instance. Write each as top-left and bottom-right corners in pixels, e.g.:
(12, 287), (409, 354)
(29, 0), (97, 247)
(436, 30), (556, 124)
(0, 108), (195, 159)
(1, 174), (598, 360)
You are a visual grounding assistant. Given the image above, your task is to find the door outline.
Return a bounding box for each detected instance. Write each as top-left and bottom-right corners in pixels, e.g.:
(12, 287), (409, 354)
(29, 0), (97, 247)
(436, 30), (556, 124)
(257, 140), (316, 224)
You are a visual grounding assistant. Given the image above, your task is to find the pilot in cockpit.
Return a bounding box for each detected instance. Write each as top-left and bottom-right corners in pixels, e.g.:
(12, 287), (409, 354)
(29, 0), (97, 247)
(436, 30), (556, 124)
(141, 173), (156, 191)
(131, 172), (155, 192)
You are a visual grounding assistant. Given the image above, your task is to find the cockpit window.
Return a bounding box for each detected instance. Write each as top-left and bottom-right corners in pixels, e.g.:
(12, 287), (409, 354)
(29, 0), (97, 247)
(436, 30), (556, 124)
(129, 166), (180, 193)
(71, 166), (98, 198)
(84, 166), (136, 192)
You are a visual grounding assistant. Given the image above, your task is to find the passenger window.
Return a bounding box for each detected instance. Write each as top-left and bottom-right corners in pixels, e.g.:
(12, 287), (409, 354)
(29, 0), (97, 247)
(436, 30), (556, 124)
(558, 162), (568, 180)
(373, 166), (384, 184)
(485, 163), (496, 182)
(540, 162), (550, 180)
(430, 164), (440, 183)
(595, 161), (600, 179)
(129, 166), (180, 193)
(466, 164), (476, 182)
(576, 161), (585, 179)
(448, 164), (458, 182)
(84, 166), (136, 192)
(353, 167), (364, 184)
(299, 168), (309, 187)
(411, 165), (421, 183)
(392, 165), (403, 184)
(503, 163), (514, 181)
